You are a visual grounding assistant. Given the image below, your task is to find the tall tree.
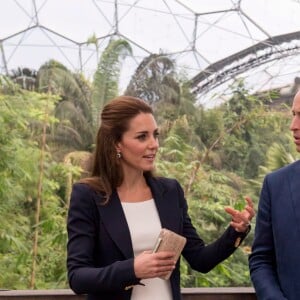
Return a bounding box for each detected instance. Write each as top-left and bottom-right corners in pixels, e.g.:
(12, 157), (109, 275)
(125, 53), (180, 106)
(250, 136), (298, 196)
(156, 122), (251, 288)
(36, 60), (94, 157)
(0, 83), (68, 288)
(8, 67), (37, 91)
(91, 39), (132, 129)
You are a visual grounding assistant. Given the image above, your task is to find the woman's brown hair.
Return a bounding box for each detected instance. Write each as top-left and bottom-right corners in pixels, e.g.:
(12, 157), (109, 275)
(80, 95), (154, 203)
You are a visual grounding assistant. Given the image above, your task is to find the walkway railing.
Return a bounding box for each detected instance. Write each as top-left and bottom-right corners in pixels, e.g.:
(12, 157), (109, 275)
(0, 287), (257, 300)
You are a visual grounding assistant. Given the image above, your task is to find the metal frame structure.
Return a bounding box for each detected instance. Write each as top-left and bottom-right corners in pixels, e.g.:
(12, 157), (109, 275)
(1, 0), (300, 102)
(190, 31), (300, 96)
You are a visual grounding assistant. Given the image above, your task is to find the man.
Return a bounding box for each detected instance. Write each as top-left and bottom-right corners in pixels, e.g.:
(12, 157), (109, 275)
(249, 90), (300, 300)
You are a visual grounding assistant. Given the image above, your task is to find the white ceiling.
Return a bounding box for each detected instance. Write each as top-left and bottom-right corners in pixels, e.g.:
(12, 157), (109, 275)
(1, 0), (300, 106)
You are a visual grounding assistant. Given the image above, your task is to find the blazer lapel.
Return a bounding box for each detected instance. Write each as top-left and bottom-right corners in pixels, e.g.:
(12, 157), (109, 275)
(290, 161), (300, 236)
(96, 177), (182, 259)
(146, 176), (181, 232)
(97, 191), (134, 259)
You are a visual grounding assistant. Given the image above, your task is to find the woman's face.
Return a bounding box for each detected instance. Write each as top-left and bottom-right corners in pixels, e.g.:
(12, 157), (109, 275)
(116, 113), (159, 173)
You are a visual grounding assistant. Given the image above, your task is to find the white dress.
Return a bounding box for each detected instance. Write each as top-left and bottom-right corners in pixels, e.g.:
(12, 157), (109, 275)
(121, 199), (173, 300)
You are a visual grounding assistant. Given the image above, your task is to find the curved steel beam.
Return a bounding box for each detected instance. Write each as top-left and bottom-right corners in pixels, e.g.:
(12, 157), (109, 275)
(190, 31), (300, 95)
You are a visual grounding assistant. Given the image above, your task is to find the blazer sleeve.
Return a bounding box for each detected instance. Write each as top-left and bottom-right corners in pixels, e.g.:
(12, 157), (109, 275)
(67, 183), (140, 294)
(174, 180), (249, 273)
(249, 176), (287, 300)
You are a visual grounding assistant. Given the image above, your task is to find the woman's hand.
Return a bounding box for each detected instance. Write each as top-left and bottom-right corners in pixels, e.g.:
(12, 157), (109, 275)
(134, 250), (176, 279)
(224, 196), (255, 233)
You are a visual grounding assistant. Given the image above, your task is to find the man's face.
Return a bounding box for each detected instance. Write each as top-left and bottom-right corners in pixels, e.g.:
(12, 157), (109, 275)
(290, 92), (300, 152)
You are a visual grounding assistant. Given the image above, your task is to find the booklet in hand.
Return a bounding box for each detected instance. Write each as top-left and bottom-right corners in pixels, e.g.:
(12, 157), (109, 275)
(152, 228), (187, 280)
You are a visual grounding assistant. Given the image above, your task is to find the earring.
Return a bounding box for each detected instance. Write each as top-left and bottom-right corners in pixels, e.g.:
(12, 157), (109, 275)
(117, 152), (121, 159)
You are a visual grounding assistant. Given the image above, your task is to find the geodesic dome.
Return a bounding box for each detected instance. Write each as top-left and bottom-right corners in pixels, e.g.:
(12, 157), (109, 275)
(1, 0), (300, 107)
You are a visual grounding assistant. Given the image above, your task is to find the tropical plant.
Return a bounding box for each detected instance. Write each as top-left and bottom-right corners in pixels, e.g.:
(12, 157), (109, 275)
(249, 135), (298, 196)
(2, 57), (298, 290)
(125, 53), (180, 106)
(36, 60), (94, 158)
(91, 38), (132, 128)
(0, 86), (68, 288)
(156, 117), (252, 287)
(9, 67), (37, 90)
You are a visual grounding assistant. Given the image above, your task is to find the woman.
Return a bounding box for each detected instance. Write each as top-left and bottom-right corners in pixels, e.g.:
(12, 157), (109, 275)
(67, 95), (254, 300)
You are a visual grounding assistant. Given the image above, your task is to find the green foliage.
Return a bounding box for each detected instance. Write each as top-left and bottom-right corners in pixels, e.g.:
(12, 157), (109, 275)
(125, 53), (180, 106)
(1, 60), (298, 291)
(195, 80), (291, 179)
(156, 119), (252, 287)
(0, 75), (21, 94)
(249, 135), (299, 197)
(92, 39), (132, 128)
(36, 60), (94, 157)
(0, 88), (69, 288)
(194, 107), (224, 147)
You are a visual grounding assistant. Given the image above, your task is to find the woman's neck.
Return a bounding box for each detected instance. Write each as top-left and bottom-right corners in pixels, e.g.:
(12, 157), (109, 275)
(117, 172), (152, 202)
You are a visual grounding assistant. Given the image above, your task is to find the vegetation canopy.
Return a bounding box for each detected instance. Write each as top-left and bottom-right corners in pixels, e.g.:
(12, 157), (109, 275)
(0, 40), (298, 288)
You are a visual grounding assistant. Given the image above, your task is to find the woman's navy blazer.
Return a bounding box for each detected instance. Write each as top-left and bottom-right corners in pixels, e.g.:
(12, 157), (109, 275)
(67, 176), (247, 300)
